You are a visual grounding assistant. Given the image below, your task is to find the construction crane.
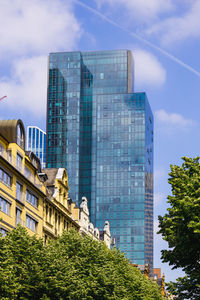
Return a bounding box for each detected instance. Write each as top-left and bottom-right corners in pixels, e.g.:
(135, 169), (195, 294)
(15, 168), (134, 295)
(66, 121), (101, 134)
(0, 95), (7, 102)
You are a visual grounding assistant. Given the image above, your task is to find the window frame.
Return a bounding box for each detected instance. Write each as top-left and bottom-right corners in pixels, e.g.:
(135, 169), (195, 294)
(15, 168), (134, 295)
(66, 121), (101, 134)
(7, 149), (12, 163)
(26, 214), (38, 233)
(0, 227), (8, 237)
(16, 207), (22, 225)
(0, 167), (12, 188)
(17, 124), (24, 148)
(0, 195), (11, 216)
(26, 189), (38, 208)
(0, 143), (4, 154)
(16, 181), (23, 202)
(16, 152), (23, 171)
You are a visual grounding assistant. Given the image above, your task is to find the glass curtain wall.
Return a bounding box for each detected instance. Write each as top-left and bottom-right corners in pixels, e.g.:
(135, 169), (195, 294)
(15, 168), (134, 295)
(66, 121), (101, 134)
(46, 50), (153, 272)
(27, 126), (46, 169)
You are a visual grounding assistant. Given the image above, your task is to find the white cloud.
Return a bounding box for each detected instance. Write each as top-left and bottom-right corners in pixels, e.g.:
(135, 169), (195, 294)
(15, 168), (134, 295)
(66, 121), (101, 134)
(0, 56), (47, 116)
(147, 0), (200, 46)
(96, 0), (174, 23)
(133, 49), (166, 87)
(155, 109), (194, 127)
(0, 0), (82, 117)
(0, 0), (81, 58)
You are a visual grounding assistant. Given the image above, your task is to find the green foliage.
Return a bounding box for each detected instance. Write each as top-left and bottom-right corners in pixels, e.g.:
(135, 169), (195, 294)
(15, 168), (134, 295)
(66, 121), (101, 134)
(0, 225), (163, 299)
(167, 276), (200, 300)
(0, 225), (46, 299)
(43, 229), (163, 300)
(158, 157), (200, 299)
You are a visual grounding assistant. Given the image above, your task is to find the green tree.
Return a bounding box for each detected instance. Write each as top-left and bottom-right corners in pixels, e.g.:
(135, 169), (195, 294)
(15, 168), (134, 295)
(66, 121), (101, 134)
(0, 225), (47, 299)
(0, 226), (163, 299)
(44, 229), (163, 300)
(158, 157), (200, 299)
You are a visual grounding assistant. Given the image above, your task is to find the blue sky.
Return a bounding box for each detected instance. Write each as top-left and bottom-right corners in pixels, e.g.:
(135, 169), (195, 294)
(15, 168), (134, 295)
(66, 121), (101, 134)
(1, 0), (200, 282)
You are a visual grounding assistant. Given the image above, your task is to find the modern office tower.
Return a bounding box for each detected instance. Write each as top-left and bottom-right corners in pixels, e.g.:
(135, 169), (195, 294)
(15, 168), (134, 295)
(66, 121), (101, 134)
(27, 126), (46, 168)
(46, 50), (153, 271)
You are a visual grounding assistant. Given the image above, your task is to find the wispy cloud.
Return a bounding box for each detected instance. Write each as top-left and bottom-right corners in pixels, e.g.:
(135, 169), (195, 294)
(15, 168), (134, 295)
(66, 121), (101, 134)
(155, 109), (194, 128)
(147, 0), (200, 46)
(96, 0), (174, 23)
(74, 0), (200, 78)
(133, 49), (166, 88)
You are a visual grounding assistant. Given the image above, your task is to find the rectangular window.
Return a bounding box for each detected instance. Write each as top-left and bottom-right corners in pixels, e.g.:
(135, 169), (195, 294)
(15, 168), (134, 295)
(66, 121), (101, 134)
(25, 166), (31, 179)
(7, 150), (12, 163)
(0, 227), (8, 237)
(44, 234), (47, 245)
(26, 190), (38, 208)
(0, 168), (12, 187)
(58, 215), (60, 230)
(16, 182), (23, 202)
(26, 214), (38, 232)
(0, 143), (3, 154)
(16, 208), (22, 225)
(0, 196), (11, 215)
(49, 208), (52, 223)
(16, 153), (23, 171)
(46, 205), (48, 221)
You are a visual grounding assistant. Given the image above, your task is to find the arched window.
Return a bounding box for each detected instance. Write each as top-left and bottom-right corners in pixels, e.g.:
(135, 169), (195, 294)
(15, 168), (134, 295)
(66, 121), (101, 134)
(17, 124), (24, 147)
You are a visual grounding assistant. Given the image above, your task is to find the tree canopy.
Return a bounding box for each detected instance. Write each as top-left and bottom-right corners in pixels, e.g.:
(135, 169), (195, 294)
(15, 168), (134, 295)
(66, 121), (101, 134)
(0, 225), (163, 300)
(158, 157), (200, 299)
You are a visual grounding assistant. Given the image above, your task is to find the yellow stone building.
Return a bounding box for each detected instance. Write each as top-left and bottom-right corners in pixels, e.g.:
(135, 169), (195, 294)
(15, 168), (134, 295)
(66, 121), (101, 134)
(0, 119), (113, 249)
(42, 167), (80, 243)
(0, 119), (45, 237)
(0, 119), (79, 239)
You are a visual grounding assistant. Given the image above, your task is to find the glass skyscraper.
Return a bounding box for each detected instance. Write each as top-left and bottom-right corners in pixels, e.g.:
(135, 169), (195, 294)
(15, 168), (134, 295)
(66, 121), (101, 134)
(27, 126), (46, 168)
(46, 50), (153, 271)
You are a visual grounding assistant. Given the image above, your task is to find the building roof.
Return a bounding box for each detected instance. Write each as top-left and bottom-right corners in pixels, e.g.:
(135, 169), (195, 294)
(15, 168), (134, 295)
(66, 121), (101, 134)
(42, 168), (59, 186)
(25, 151), (42, 172)
(0, 119), (25, 149)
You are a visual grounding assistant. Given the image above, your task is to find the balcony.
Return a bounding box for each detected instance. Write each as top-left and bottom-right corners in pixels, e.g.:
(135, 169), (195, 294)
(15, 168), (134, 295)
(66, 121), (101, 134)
(0, 148), (43, 191)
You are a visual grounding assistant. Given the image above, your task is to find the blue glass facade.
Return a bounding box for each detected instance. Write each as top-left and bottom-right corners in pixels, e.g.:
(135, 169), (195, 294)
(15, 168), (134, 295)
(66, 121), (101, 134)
(27, 126), (46, 168)
(47, 50), (153, 271)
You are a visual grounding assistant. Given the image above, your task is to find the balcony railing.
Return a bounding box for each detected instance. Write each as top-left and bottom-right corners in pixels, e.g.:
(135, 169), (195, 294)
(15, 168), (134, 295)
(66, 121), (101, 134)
(0, 148), (43, 191)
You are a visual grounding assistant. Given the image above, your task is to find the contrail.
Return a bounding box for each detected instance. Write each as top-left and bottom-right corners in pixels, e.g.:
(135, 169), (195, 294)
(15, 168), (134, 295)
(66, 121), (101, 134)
(73, 0), (200, 78)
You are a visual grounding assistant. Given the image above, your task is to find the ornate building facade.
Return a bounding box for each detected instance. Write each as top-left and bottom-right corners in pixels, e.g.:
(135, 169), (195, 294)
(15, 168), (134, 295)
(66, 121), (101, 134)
(0, 119), (113, 249)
